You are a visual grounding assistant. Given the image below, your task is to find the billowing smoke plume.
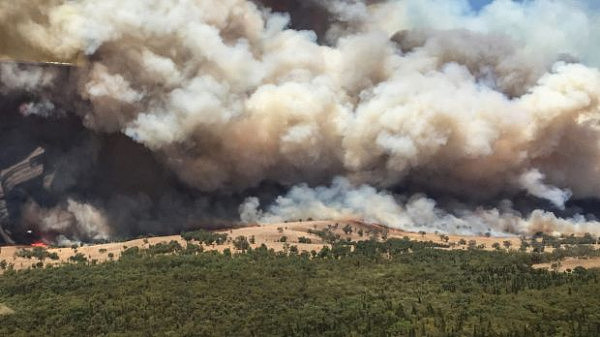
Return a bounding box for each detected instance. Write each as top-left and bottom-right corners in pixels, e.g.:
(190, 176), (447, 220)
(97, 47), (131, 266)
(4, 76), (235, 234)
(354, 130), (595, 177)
(240, 177), (600, 236)
(2, 0), (600, 241)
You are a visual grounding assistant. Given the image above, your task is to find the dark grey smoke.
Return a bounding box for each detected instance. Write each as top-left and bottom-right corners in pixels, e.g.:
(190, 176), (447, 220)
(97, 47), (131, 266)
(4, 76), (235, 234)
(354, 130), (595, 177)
(0, 63), (249, 243)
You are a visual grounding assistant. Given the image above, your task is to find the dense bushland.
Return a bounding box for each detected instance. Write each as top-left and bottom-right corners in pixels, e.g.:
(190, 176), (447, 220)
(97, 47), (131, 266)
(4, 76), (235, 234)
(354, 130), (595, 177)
(0, 238), (598, 336)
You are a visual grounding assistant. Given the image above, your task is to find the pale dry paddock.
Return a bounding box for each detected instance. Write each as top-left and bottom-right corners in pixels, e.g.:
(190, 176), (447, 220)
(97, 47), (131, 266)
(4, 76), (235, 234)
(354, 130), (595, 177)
(533, 257), (600, 272)
(0, 303), (14, 315)
(0, 220), (544, 272)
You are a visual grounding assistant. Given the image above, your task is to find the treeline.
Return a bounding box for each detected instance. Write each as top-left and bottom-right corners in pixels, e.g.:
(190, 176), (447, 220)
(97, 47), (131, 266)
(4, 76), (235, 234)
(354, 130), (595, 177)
(181, 229), (228, 245)
(532, 232), (599, 247)
(15, 247), (59, 261)
(0, 237), (598, 336)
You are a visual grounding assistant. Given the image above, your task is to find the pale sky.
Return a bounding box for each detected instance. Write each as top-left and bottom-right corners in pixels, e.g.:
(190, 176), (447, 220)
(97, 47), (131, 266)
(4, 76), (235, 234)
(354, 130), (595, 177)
(469, 0), (600, 11)
(469, 0), (493, 10)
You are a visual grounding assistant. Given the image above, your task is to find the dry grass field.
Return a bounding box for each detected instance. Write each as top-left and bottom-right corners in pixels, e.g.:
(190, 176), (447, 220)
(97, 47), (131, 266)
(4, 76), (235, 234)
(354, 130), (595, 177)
(0, 220), (532, 272)
(1, 220), (598, 273)
(532, 256), (600, 272)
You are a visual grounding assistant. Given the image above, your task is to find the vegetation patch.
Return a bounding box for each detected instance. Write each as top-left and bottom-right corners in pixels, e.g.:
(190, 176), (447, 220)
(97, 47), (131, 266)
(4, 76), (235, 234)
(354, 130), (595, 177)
(0, 237), (598, 336)
(181, 229), (228, 245)
(15, 248), (59, 261)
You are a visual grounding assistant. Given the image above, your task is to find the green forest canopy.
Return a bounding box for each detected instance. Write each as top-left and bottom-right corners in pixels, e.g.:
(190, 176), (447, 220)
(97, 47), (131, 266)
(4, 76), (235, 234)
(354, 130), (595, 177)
(0, 237), (598, 337)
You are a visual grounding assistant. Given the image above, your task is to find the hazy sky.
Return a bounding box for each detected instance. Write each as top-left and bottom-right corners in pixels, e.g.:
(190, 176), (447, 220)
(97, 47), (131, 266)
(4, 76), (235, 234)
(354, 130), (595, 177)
(469, 0), (493, 10)
(469, 0), (600, 11)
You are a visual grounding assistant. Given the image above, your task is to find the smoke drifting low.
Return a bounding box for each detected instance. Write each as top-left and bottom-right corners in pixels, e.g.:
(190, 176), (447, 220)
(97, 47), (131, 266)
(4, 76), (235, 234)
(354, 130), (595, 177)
(2, 0), (600, 242)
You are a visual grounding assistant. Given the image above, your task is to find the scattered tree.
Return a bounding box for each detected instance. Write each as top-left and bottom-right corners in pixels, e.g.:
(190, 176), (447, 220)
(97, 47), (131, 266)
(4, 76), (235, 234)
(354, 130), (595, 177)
(233, 236), (250, 251)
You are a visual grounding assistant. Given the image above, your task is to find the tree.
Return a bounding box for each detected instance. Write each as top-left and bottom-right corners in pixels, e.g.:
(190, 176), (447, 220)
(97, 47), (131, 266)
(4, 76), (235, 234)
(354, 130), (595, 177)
(582, 232), (595, 244)
(317, 246), (331, 258)
(68, 253), (88, 263)
(520, 240), (530, 252)
(183, 243), (203, 255)
(181, 229), (228, 245)
(298, 236), (312, 244)
(343, 224), (353, 235)
(233, 236), (250, 251)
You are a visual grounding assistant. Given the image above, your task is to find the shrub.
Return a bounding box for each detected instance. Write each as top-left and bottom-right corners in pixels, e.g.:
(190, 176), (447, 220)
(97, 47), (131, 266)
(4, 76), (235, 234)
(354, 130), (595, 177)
(121, 247), (141, 258)
(148, 241), (183, 255)
(182, 243), (203, 255)
(298, 236), (312, 244)
(233, 236), (250, 251)
(68, 253), (88, 263)
(16, 248), (58, 261)
(342, 224), (353, 235)
(181, 229), (228, 245)
(308, 229), (340, 244)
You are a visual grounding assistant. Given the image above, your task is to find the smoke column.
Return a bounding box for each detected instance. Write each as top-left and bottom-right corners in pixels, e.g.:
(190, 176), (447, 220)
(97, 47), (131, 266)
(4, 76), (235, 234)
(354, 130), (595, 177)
(2, 0), (600, 242)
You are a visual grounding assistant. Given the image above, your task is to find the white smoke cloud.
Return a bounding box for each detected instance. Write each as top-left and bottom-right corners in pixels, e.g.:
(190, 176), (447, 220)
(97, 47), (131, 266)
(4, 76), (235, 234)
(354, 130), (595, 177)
(0, 63), (57, 92)
(243, 177), (600, 236)
(2, 0), (600, 238)
(242, 177), (411, 226)
(369, 0), (600, 66)
(518, 169), (572, 209)
(21, 199), (111, 242)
